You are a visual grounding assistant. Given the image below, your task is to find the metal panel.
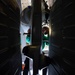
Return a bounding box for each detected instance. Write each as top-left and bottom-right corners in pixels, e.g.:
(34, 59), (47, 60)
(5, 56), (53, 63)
(49, 0), (75, 75)
(0, 0), (21, 75)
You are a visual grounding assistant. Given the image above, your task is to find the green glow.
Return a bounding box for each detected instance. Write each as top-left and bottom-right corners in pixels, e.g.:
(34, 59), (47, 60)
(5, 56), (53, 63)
(26, 34), (49, 50)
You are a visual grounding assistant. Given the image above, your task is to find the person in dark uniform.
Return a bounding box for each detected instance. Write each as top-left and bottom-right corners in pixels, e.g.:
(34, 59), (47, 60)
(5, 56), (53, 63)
(42, 27), (49, 50)
(22, 46), (30, 75)
(42, 26), (49, 75)
(23, 58), (29, 75)
(43, 67), (47, 75)
(22, 28), (31, 75)
(23, 27), (49, 75)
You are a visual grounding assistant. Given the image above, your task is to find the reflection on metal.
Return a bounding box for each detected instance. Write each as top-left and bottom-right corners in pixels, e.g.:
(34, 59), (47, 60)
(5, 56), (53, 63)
(21, 6), (47, 24)
(21, 0), (50, 11)
(21, 0), (53, 11)
(21, 6), (32, 24)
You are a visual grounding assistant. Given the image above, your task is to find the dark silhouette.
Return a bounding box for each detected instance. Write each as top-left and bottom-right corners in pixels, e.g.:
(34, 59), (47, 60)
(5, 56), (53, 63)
(23, 58), (29, 75)
(22, 45), (51, 75)
(43, 0), (50, 23)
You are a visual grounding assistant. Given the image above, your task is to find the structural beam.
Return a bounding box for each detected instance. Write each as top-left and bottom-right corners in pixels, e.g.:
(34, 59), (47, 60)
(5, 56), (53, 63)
(31, 0), (42, 75)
